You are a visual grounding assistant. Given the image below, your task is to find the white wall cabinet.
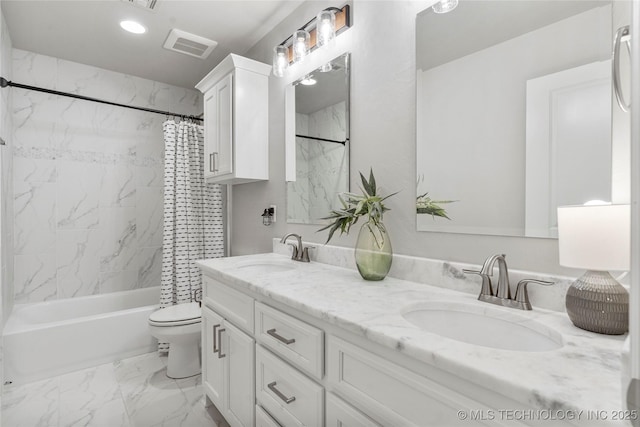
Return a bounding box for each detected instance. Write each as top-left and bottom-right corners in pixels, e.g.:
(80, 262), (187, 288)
(196, 54), (270, 185)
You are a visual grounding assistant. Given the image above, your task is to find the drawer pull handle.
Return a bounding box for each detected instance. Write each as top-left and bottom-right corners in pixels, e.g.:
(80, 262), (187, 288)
(267, 381), (296, 404)
(267, 328), (295, 345)
(217, 328), (226, 358)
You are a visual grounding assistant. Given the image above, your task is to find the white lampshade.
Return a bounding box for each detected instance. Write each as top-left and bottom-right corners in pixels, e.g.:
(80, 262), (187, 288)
(557, 204), (630, 271)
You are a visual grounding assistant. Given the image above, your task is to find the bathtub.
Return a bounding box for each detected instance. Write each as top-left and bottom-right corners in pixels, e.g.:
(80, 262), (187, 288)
(3, 287), (160, 385)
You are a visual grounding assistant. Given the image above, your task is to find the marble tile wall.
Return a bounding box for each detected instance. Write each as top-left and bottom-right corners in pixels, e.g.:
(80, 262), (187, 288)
(287, 101), (348, 223)
(11, 49), (202, 303)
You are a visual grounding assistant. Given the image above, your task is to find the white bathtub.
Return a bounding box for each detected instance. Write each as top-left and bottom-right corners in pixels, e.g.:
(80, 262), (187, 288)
(3, 287), (160, 384)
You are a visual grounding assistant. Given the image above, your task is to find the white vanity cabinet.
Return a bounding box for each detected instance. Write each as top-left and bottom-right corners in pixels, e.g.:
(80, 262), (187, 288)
(200, 269), (536, 427)
(195, 54), (270, 185)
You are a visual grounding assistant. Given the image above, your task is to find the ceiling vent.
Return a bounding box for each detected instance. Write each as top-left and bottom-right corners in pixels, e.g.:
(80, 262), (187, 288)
(121, 0), (157, 11)
(163, 29), (217, 59)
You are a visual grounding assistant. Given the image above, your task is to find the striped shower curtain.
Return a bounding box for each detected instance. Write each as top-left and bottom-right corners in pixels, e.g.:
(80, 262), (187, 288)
(159, 120), (224, 349)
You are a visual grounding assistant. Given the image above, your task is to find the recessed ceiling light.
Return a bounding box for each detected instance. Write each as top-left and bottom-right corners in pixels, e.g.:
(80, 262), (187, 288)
(120, 20), (147, 34)
(300, 76), (317, 86)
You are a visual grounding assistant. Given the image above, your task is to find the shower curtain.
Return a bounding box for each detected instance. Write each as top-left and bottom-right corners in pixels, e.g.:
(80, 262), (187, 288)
(160, 120), (224, 348)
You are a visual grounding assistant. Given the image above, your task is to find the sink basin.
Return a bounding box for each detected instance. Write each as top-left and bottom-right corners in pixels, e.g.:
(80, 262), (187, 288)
(234, 260), (296, 273)
(402, 302), (563, 352)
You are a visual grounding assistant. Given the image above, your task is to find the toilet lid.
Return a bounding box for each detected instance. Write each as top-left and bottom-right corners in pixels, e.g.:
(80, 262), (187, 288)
(149, 302), (201, 326)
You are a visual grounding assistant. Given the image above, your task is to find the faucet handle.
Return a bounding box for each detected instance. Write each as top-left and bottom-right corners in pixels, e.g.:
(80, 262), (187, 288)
(287, 243), (299, 260)
(301, 246), (316, 263)
(463, 269), (493, 297)
(514, 279), (554, 310)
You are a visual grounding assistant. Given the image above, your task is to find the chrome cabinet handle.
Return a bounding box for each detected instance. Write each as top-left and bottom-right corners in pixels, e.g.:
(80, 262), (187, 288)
(209, 153), (215, 172)
(217, 328), (226, 358)
(613, 25), (631, 112)
(267, 328), (295, 345)
(212, 324), (220, 353)
(267, 381), (296, 404)
(212, 153), (219, 172)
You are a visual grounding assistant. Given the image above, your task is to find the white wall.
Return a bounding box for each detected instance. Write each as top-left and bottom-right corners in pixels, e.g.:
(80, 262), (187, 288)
(11, 49), (201, 303)
(237, 0), (588, 276)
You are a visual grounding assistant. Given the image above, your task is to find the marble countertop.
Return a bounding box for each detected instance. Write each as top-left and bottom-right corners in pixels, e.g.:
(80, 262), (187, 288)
(196, 252), (625, 416)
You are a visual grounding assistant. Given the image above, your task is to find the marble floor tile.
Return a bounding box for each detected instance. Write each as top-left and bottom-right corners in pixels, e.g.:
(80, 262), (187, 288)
(2, 352), (225, 427)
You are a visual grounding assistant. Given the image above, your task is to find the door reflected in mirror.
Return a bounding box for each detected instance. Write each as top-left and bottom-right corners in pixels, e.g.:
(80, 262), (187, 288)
(287, 53), (350, 225)
(415, 1), (620, 238)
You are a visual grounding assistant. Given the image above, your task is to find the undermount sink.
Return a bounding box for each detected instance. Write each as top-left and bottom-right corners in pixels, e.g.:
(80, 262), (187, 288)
(234, 260), (296, 273)
(402, 301), (563, 352)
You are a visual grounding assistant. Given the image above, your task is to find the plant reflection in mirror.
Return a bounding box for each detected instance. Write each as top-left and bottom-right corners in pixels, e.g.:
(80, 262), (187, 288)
(416, 193), (456, 219)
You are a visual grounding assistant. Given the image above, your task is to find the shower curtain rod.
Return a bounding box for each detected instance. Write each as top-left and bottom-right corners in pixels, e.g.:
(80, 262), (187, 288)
(0, 77), (203, 122)
(296, 134), (347, 145)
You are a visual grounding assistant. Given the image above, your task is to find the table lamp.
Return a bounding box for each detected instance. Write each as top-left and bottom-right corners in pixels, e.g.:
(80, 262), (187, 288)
(557, 204), (630, 335)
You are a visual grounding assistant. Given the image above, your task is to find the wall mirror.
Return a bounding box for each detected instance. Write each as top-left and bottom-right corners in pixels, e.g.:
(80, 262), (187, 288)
(415, 1), (622, 238)
(286, 53), (350, 224)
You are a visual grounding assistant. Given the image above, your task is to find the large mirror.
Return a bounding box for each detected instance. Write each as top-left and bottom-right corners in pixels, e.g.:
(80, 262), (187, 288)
(287, 53), (350, 224)
(415, 1), (618, 238)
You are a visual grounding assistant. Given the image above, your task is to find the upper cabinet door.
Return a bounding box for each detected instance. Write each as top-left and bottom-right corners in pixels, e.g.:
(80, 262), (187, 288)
(214, 73), (233, 178)
(203, 89), (217, 179)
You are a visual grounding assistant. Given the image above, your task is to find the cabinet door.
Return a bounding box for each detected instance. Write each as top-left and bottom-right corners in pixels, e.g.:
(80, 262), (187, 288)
(326, 393), (381, 427)
(202, 306), (225, 410)
(221, 320), (255, 427)
(203, 89), (217, 179)
(214, 73), (233, 177)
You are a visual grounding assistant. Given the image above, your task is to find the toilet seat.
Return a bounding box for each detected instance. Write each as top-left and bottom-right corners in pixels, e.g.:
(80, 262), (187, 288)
(149, 302), (201, 327)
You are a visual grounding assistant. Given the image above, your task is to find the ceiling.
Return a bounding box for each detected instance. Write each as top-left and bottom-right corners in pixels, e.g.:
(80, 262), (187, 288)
(417, 0), (610, 72)
(1, 0), (305, 88)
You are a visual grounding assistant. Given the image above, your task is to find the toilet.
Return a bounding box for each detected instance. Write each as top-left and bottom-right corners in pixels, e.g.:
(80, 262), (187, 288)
(148, 302), (202, 379)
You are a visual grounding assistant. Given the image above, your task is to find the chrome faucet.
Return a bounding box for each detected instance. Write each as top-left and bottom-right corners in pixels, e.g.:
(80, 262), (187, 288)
(280, 233), (313, 262)
(463, 254), (554, 310)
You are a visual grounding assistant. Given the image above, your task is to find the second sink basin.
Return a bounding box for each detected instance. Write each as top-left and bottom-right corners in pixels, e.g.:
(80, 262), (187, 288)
(402, 301), (563, 352)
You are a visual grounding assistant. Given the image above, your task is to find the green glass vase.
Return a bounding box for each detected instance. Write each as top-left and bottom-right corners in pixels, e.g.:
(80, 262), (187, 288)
(355, 221), (393, 281)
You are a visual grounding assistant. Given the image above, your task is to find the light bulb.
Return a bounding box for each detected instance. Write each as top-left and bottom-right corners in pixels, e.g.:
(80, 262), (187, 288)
(432, 0), (458, 14)
(316, 10), (336, 48)
(272, 45), (288, 77)
(293, 30), (310, 63)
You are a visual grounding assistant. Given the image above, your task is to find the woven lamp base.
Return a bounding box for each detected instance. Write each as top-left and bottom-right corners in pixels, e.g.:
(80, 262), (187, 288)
(565, 270), (628, 335)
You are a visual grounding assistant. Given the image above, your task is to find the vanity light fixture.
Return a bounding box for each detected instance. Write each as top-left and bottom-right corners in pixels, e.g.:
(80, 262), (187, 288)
(273, 45), (289, 77)
(316, 10), (336, 48)
(557, 203), (630, 335)
(120, 20), (147, 34)
(272, 4), (351, 77)
(432, 0), (459, 14)
(292, 30), (311, 63)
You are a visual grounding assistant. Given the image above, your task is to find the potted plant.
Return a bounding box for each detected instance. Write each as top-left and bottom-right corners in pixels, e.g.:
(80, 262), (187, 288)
(319, 169), (397, 281)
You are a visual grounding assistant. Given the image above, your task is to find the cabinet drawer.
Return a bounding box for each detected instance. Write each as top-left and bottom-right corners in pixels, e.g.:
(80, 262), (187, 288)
(256, 345), (324, 427)
(326, 392), (381, 427)
(255, 302), (324, 379)
(256, 405), (282, 427)
(203, 275), (254, 334)
(327, 336), (497, 427)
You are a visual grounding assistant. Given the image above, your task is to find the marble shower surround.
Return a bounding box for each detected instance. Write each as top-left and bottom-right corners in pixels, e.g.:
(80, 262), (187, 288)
(288, 101), (348, 224)
(11, 49), (201, 303)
